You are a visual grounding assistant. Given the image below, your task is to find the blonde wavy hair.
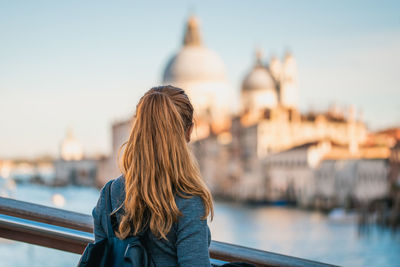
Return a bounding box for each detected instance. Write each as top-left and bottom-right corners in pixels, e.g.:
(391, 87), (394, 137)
(117, 85), (213, 240)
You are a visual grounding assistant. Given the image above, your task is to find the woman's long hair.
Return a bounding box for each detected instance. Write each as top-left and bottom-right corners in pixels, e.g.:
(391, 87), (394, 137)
(117, 85), (213, 240)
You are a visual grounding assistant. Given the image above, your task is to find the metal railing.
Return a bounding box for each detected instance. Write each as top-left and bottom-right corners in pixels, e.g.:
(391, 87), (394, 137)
(0, 197), (335, 267)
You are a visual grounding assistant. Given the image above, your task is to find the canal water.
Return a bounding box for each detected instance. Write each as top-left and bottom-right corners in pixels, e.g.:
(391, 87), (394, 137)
(0, 183), (399, 267)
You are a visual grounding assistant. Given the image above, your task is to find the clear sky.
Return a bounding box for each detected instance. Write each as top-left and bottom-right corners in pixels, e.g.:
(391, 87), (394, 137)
(1, 0), (399, 158)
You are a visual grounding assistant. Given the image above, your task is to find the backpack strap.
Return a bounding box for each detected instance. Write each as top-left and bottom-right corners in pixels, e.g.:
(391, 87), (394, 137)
(104, 180), (116, 238)
(141, 228), (156, 267)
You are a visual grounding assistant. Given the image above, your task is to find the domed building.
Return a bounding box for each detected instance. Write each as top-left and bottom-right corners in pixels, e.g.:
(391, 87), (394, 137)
(55, 128), (97, 186)
(240, 50), (301, 127)
(60, 128), (83, 161)
(163, 15), (232, 138)
(97, 15), (372, 207)
(241, 50), (278, 119)
(241, 50), (299, 117)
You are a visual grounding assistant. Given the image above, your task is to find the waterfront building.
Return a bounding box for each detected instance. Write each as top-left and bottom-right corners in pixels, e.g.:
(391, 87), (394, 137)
(314, 158), (389, 209)
(96, 15), (395, 206)
(54, 129), (97, 186)
(54, 159), (97, 186)
(263, 141), (331, 206)
(60, 128), (83, 161)
(0, 159), (54, 185)
(389, 140), (400, 187)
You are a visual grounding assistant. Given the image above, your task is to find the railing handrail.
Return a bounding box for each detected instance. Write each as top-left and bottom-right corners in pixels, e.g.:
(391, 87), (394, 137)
(0, 196), (336, 267)
(0, 214), (94, 243)
(0, 196), (92, 232)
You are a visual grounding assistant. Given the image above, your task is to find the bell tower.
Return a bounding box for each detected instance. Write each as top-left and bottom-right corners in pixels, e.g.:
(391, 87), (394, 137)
(280, 51), (299, 110)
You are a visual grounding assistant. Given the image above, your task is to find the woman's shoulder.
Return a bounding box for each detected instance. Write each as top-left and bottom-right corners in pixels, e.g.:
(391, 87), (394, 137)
(110, 175), (125, 194)
(173, 194), (210, 248)
(175, 194), (206, 219)
(93, 175), (125, 215)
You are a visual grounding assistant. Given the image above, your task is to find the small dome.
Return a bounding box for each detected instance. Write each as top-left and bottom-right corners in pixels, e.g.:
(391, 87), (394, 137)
(242, 66), (275, 91)
(242, 50), (275, 91)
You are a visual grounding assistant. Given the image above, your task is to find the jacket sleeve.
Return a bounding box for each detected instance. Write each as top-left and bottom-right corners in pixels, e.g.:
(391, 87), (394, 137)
(92, 183), (108, 242)
(176, 196), (211, 267)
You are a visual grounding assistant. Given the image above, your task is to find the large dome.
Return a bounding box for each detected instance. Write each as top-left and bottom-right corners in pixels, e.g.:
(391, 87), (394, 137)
(163, 16), (226, 84)
(163, 46), (226, 83)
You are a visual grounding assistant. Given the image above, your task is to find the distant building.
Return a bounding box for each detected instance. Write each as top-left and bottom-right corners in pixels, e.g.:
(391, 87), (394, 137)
(96, 120), (131, 186)
(389, 140), (400, 187)
(96, 15), (396, 207)
(54, 159), (97, 186)
(263, 141), (331, 206)
(0, 159), (54, 188)
(54, 129), (97, 186)
(315, 158), (389, 209)
(60, 128), (83, 161)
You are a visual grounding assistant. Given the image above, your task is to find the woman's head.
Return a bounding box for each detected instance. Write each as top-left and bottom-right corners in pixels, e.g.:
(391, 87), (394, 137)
(117, 85), (213, 240)
(138, 86), (194, 142)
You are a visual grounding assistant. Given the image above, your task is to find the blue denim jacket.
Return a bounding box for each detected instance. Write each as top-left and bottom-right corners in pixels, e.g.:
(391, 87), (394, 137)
(92, 175), (212, 267)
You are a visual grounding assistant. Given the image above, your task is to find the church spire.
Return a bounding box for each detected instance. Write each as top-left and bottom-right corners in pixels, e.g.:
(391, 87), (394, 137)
(183, 15), (202, 46)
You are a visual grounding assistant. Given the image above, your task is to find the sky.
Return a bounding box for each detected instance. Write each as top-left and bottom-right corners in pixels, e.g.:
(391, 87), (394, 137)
(0, 0), (399, 159)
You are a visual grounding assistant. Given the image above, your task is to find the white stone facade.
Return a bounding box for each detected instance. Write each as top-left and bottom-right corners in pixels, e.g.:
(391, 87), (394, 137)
(314, 159), (389, 207)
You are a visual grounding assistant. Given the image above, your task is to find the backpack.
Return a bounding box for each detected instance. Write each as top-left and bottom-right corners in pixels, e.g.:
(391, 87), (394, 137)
(78, 181), (153, 267)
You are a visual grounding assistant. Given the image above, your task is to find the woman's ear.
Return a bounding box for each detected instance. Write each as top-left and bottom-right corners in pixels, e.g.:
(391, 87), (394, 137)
(185, 124), (194, 143)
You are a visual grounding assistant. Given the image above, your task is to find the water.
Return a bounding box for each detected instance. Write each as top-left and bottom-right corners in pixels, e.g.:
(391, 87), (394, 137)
(1, 183), (399, 267)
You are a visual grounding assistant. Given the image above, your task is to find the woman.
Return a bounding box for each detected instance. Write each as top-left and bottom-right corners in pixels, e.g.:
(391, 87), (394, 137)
(92, 85), (214, 266)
